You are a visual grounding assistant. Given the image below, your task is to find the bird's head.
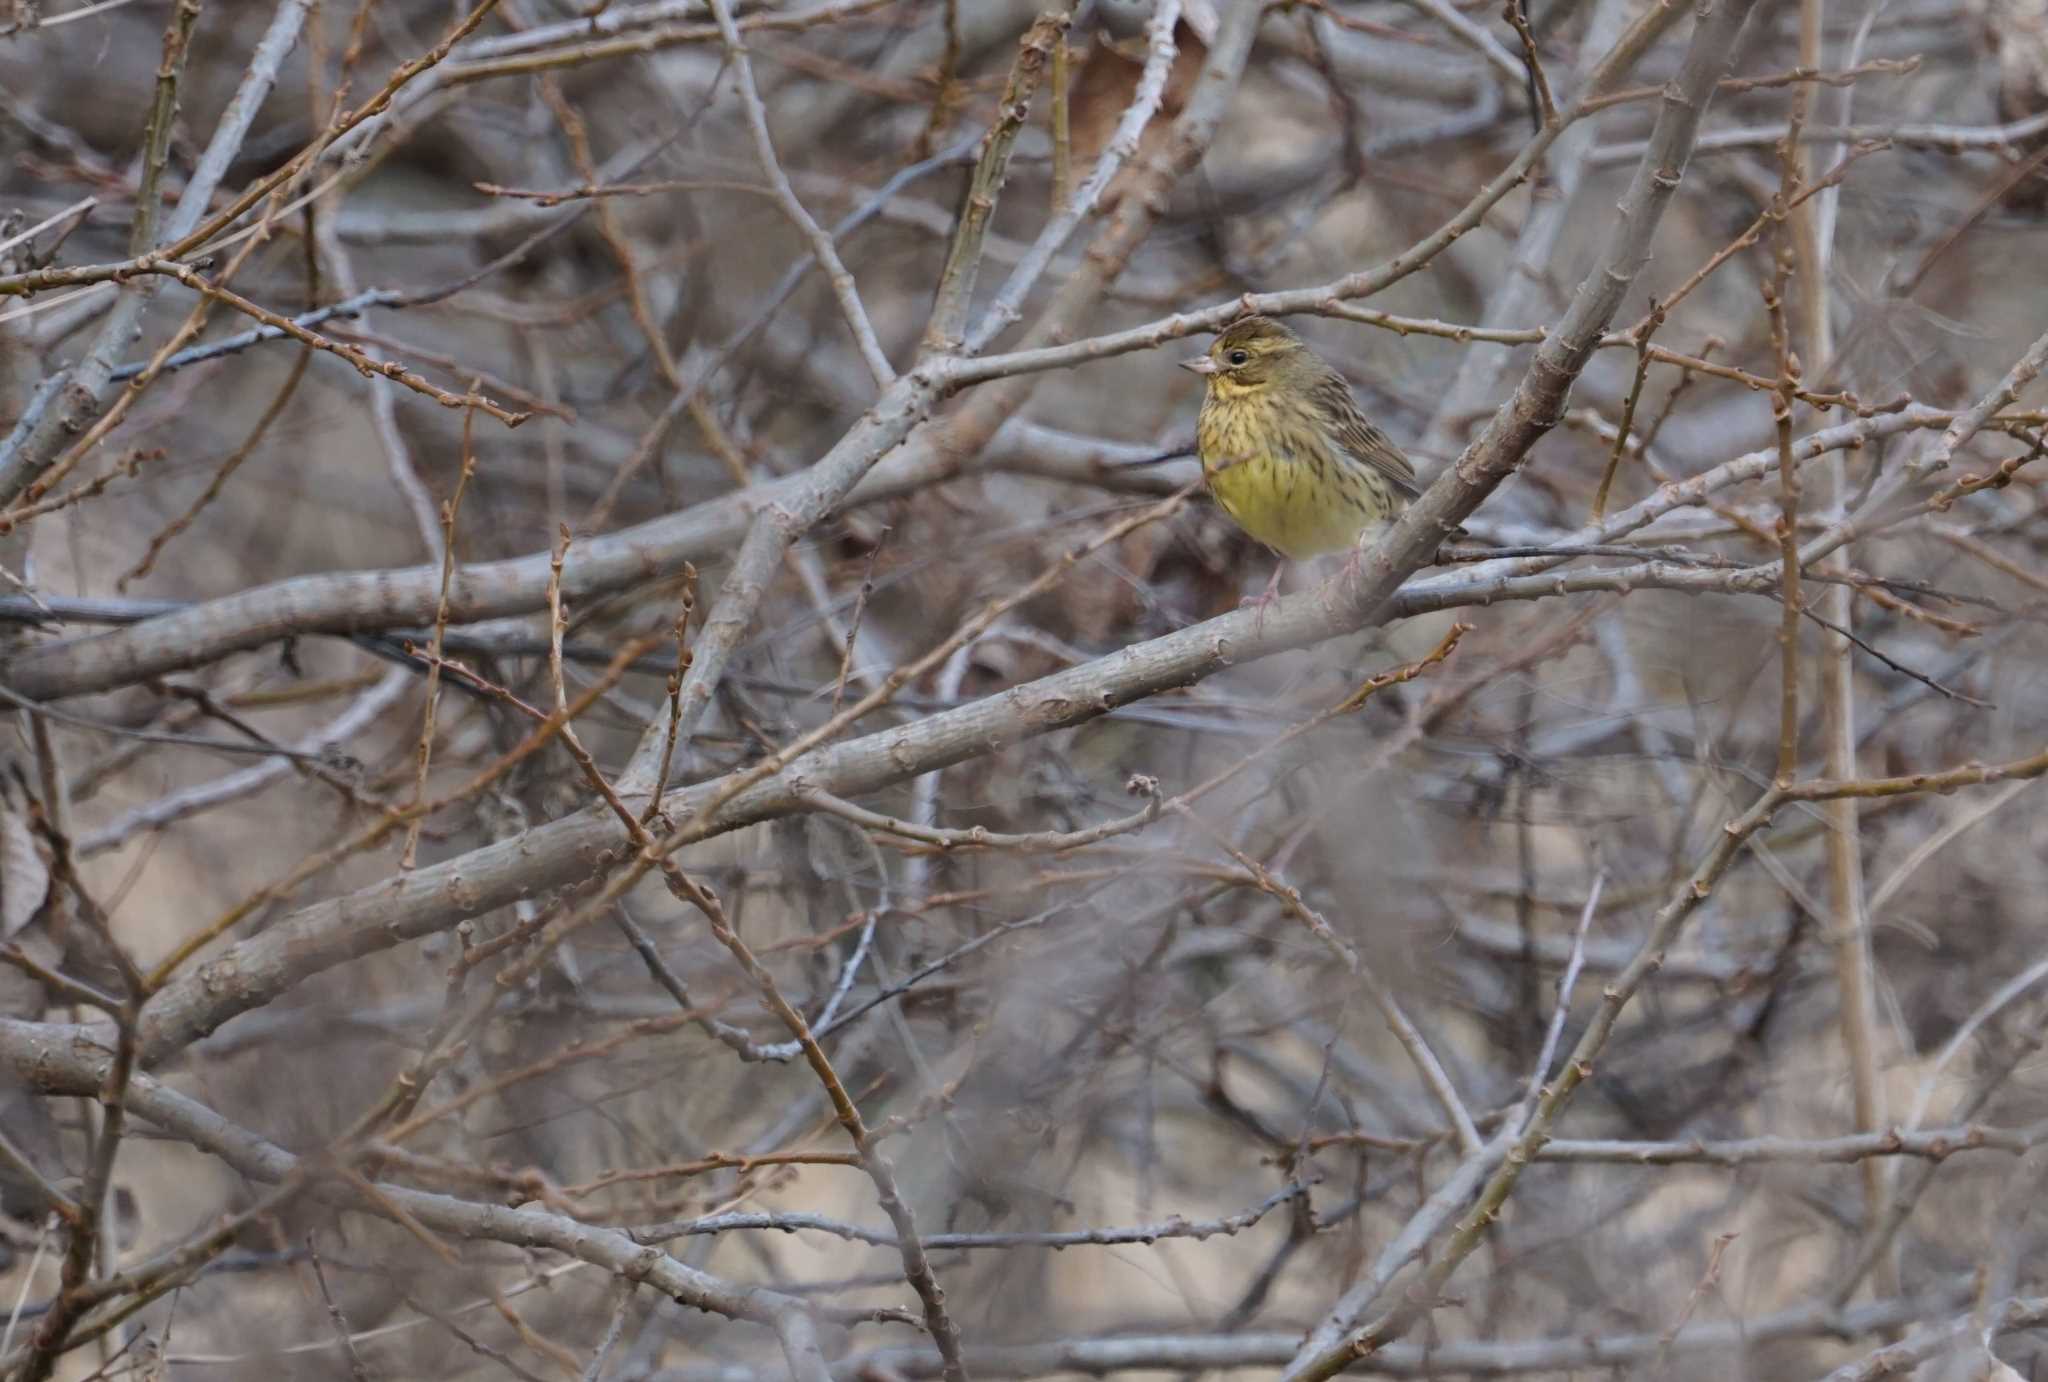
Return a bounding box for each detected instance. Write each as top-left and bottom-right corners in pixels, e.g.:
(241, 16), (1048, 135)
(1179, 315), (1312, 399)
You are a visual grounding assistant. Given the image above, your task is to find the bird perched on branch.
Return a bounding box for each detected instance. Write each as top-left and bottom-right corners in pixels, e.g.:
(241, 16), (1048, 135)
(1182, 315), (1420, 610)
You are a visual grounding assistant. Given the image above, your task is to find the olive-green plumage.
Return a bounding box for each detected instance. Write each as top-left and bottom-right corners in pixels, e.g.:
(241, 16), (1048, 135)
(1182, 316), (1418, 559)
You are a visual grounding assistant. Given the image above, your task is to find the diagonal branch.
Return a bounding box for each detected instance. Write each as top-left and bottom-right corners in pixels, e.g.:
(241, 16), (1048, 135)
(1278, 0), (1769, 1367)
(921, 13), (1065, 352)
(704, 0), (895, 387)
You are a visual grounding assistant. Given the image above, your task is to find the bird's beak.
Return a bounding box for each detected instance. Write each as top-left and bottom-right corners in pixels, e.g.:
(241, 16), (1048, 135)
(1180, 355), (1218, 376)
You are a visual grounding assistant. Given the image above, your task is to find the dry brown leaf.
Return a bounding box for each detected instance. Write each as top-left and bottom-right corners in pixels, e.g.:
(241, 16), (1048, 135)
(0, 788), (50, 941)
(1067, 19), (1211, 214)
(1970, 0), (2048, 208)
(1974, 0), (2048, 117)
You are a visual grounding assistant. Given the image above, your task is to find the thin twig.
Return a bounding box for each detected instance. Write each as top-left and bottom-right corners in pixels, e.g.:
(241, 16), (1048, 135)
(922, 13), (1065, 351)
(703, 0), (895, 386)
(1767, 239), (1804, 783)
(401, 391), (481, 869)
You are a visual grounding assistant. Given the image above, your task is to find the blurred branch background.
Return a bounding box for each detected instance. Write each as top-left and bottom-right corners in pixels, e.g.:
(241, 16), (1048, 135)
(1, 0), (2047, 1378)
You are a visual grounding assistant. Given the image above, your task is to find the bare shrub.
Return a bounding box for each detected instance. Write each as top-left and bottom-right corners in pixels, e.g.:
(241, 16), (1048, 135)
(2, 1), (2047, 1378)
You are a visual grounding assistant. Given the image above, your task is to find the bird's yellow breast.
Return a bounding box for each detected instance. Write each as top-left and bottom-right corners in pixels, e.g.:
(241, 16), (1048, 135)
(1195, 390), (1392, 559)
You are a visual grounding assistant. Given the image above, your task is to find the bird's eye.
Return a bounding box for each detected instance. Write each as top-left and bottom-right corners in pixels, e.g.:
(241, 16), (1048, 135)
(1227, 350), (1249, 366)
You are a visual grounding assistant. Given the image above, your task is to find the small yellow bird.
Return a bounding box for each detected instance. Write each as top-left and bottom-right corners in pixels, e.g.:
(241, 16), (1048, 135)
(1182, 316), (1420, 594)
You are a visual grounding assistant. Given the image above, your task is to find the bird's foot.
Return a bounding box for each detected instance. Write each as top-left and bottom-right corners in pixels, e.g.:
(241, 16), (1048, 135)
(1239, 566), (1285, 637)
(1318, 543), (1373, 617)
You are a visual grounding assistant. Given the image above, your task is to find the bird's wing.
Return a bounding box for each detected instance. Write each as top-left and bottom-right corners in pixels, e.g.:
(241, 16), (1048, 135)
(1311, 371), (1422, 500)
